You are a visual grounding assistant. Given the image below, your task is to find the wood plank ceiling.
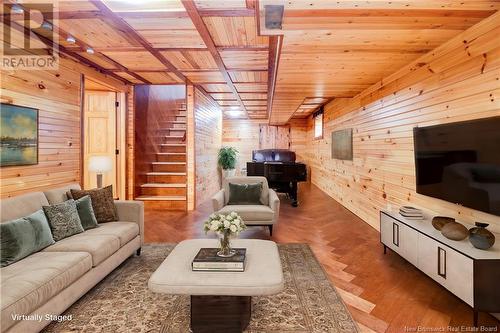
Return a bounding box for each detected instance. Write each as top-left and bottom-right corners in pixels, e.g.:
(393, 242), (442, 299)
(3, 0), (498, 123)
(259, 0), (498, 124)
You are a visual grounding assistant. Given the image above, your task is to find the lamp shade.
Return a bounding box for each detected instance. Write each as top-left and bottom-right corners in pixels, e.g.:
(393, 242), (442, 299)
(88, 156), (113, 173)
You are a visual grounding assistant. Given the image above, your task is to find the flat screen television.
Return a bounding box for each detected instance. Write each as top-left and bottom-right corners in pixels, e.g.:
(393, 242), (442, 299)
(414, 116), (500, 216)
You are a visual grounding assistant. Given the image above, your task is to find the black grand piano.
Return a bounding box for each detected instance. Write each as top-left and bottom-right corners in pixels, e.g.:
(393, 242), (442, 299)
(247, 149), (307, 207)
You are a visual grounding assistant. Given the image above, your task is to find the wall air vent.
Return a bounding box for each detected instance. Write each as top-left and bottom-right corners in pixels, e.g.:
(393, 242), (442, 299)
(265, 5), (284, 30)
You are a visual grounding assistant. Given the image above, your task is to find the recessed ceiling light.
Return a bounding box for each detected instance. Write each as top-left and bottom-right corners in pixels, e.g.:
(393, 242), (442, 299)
(66, 35), (76, 44)
(226, 110), (244, 117)
(41, 21), (53, 31)
(86, 47), (94, 54)
(11, 5), (23, 14)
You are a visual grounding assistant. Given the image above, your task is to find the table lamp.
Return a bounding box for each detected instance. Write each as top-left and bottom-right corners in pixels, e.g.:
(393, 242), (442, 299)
(88, 156), (112, 188)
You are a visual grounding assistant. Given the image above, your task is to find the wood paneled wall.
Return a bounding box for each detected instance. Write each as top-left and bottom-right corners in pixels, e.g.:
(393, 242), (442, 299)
(194, 88), (222, 205)
(222, 119), (308, 174)
(0, 57), (127, 198)
(295, 12), (500, 233)
(0, 65), (81, 198)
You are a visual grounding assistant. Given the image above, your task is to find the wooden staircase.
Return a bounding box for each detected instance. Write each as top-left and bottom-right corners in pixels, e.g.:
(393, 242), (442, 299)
(136, 105), (187, 210)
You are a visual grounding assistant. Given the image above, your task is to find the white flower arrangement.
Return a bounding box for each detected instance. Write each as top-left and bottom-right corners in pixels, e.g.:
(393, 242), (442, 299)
(204, 211), (246, 236)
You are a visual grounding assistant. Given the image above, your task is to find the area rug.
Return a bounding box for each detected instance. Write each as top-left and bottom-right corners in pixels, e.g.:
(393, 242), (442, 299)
(43, 243), (358, 333)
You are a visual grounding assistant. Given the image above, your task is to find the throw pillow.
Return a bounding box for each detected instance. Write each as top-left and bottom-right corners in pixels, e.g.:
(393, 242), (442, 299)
(75, 195), (99, 230)
(70, 186), (117, 223)
(0, 210), (55, 267)
(43, 200), (84, 241)
(227, 183), (264, 205)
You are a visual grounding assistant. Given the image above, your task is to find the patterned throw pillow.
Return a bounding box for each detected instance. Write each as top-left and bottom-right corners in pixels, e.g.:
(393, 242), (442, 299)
(70, 186), (117, 223)
(43, 200), (84, 241)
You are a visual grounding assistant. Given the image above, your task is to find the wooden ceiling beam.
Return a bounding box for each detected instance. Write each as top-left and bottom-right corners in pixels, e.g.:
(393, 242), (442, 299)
(283, 8), (496, 18)
(66, 46), (268, 53)
(181, 0), (248, 118)
(266, 35), (282, 120)
(89, 0), (188, 83)
(55, 8), (255, 20)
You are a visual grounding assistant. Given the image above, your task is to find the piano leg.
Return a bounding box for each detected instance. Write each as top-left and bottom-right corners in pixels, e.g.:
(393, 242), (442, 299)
(290, 182), (298, 207)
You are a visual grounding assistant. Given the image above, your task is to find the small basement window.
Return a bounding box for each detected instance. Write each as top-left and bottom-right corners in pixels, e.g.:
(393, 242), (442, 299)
(313, 108), (323, 139)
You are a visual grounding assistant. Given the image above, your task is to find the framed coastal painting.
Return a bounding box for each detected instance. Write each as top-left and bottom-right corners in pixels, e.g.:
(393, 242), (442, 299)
(0, 103), (39, 167)
(331, 128), (353, 161)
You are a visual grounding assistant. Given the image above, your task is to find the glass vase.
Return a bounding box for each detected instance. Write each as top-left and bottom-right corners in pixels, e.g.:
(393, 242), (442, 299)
(217, 230), (236, 257)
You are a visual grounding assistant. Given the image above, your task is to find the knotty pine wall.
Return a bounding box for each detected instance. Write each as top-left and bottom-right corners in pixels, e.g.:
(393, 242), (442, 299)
(1, 63), (82, 198)
(295, 12), (500, 233)
(222, 118), (308, 174)
(0, 58), (128, 198)
(194, 88), (222, 205)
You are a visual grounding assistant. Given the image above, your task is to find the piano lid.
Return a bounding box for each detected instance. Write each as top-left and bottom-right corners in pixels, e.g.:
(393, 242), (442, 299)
(252, 149), (296, 162)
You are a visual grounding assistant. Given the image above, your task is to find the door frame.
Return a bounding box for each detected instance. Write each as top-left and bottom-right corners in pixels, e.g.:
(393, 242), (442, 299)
(81, 76), (128, 199)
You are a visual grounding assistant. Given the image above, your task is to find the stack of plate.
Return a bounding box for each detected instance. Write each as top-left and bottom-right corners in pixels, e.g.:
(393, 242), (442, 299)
(399, 206), (424, 220)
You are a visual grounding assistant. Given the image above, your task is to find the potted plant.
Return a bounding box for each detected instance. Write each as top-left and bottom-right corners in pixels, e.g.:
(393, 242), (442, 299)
(218, 146), (238, 178)
(204, 212), (246, 257)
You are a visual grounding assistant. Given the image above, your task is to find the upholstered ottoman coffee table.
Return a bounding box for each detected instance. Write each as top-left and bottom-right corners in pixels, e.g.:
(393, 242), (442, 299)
(148, 239), (284, 333)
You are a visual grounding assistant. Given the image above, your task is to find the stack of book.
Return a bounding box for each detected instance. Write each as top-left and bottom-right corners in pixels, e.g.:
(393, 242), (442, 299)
(192, 248), (246, 272)
(399, 206), (424, 220)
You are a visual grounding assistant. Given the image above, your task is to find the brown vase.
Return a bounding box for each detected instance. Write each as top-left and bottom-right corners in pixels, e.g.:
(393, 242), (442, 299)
(469, 222), (496, 250)
(432, 216), (455, 231)
(441, 222), (468, 241)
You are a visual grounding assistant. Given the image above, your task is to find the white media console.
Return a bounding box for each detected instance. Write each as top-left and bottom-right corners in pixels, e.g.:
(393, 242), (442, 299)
(380, 210), (500, 325)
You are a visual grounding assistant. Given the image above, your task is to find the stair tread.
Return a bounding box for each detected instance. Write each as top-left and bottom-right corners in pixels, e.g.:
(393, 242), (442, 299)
(160, 143), (186, 146)
(164, 135), (185, 138)
(136, 196), (186, 201)
(157, 152), (186, 155)
(151, 162), (186, 165)
(147, 172), (187, 175)
(141, 183), (186, 188)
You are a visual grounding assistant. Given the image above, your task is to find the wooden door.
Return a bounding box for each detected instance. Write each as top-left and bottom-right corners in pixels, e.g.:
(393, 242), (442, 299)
(84, 91), (117, 196)
(259, 125), (290, 149)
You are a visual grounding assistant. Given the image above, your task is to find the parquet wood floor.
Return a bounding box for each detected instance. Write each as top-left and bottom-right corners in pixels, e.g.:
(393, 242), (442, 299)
(144, 183), (500, 333)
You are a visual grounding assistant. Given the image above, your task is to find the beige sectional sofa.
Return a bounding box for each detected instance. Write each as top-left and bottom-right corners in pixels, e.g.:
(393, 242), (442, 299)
(0, 184), (144, 333)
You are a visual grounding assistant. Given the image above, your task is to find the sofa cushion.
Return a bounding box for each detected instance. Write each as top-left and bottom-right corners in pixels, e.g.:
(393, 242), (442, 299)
(43, 183), (81, 205)
(0, 210), (55, 267)
(83, 222), (139, 246)
(1, 251), (92, 331)
(42, 233), (120, 266)
(0, 192), (49, 222)
(217, 205), (274, 223)
(75, 195), (99, 230)
(70, 186), (118, 223)
(43, 200), (84, 241)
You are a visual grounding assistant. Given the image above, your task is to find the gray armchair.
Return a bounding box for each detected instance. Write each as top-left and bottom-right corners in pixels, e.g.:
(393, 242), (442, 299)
(212, 176), (280, 235)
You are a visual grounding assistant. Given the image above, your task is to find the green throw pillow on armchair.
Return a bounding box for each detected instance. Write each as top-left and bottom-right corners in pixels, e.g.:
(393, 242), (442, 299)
(227, 183), (264, 205)
(0, 210), (55, 267)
